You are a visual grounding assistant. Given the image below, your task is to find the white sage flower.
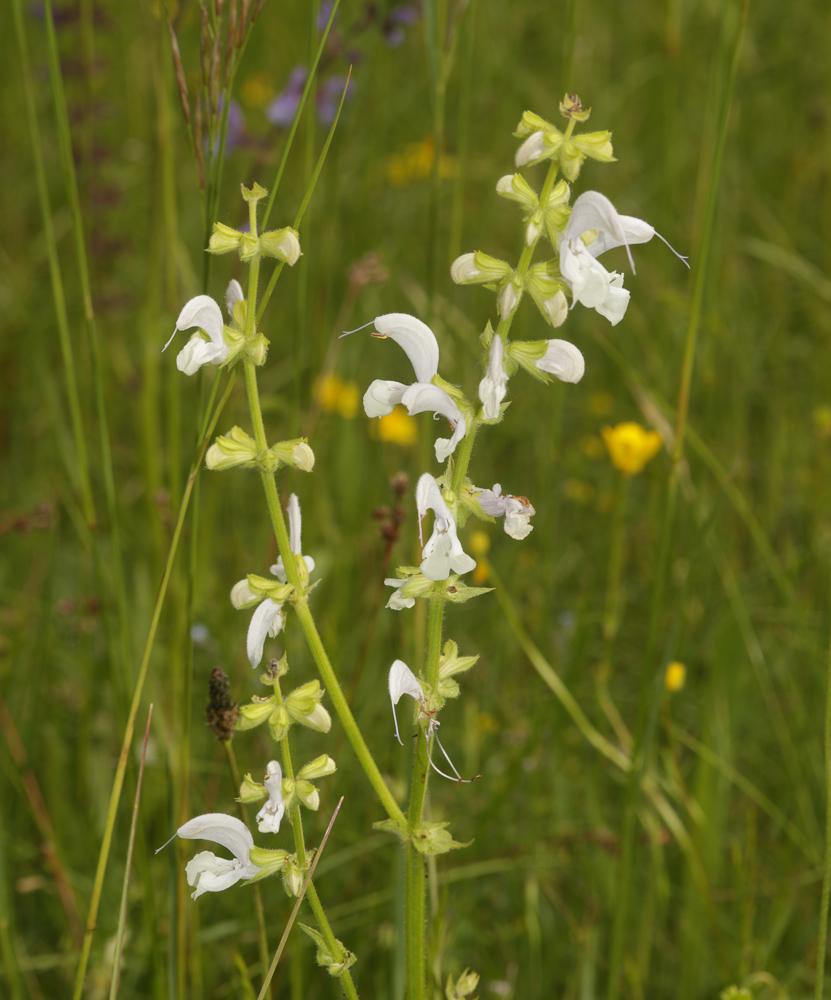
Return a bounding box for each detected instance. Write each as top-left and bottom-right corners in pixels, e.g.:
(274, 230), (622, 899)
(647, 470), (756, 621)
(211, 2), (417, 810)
(416, 473), (476, 581)
(388, 659), (425, 744)
(164, 280), (242, 375)
(478, 335), (508, 421)
(475, 484), (536, 540)
(536, 340), (585, 383)
(255, 761), (285, 834)
(559, 191), (688, 326)
(385, 577), (416, 610)
(232, 494), (314, 668)
(170, 813), (260, 899)
(349, 313), (466, 463)
(387, 658), (472, 783)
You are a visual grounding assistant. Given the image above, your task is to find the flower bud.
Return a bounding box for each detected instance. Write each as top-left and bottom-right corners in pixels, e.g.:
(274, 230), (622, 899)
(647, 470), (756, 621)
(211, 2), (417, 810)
(526, 262), (568, 328)
(282, 855), (305, 897)
(206, 425), (258, 471)
(298, 754), (337, 781)
(237, 772), (266, 804)
(208, 222), (243, 255)
(269, 438), (315, 472)
(497, 278), (522, 319)
(249, 845), (289, 878)
(236, 698), (277, 731)
(495, 172), (538, 211)
(450, 251), (511, 286)
(259, 227), (301, 265)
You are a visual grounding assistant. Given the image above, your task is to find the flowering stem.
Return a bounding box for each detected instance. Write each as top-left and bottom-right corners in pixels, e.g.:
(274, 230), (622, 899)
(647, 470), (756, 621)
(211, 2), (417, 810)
(494, 121), (574, 342)
(404, 594), (446, 1000)
(400, 142), (569, 991)
(272, 681), (360, 1000)
(242, 361), (407, 831)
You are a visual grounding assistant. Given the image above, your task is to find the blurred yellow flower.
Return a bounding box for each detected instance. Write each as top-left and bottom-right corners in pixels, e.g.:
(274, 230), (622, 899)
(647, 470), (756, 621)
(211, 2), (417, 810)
(664, 661), (686, 692)
(589, 391), (614, 416)
(314, 374), (360, 419)
(814, 404), (831, 439)
(241, 73), (274, 109)
(385, 137), (457, 187)
(602, 422), (662, 476)
(374, 407), (418, 446)
(467, 531), (492, 584)
(468, 530), (491, 557)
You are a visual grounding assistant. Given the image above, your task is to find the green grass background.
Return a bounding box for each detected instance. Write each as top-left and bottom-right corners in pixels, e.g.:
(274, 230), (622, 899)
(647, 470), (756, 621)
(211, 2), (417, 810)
(2, 0), (830, 997)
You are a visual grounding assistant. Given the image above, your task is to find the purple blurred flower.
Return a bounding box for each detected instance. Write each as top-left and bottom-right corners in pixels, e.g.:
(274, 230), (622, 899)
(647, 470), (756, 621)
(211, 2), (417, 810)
(267, 66), (352, 129)
(212, 97), (246, 157)
(384, 5), (418, 47)
(316, 1), (335, 31)
(267, 67), (308, 127)
(317, 74), (350, 125)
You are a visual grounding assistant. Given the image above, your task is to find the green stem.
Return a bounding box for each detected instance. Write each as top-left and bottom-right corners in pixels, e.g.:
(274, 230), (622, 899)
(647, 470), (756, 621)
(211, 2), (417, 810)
(243, 182), (396, 837)
(43, 0), (130, 679)
(243, 356), (406, 829)
(404, 595), (445, 1000)
(223, 741), (272, 999)
(272, 680), (359, 1000)
(399, 139), (569, 997)
(72, 374), (234, 999)
(12, 0), (95, 526)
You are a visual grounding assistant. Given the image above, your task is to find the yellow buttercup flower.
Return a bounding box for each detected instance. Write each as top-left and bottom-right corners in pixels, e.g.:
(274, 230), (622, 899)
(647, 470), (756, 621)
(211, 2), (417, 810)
(664, 661), (686, 693)
(374, 407), (418, 447)
(314, 374), (360, 419)
(602, 422), (662, 476)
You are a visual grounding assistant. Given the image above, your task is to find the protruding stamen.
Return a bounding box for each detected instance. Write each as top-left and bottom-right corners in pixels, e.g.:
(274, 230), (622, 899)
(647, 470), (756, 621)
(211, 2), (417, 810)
(338, 319), (376, 339)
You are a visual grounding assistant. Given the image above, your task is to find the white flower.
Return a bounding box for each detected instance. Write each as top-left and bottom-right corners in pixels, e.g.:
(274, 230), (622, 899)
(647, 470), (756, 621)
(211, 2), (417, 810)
(172, 813), (260, 899)
(536, 340), (585, 383)
(559, 191), (688, 326)
(559, 239), (631, 326)
(497, 280), (521, 320)
(384, 577), (415, 611)
(416, 474), (476, 581)
(515, 130), (549, 168)
(232, 494), (314, 668)
(387, 658), (471, 783)
(350, 313), (466, 463)
(255, 761), (285, 834)
(164, 281), (242, 375)
(475, 484), (536, 540)
(478, 336), (508, 421)
(388, 659), (425, 744)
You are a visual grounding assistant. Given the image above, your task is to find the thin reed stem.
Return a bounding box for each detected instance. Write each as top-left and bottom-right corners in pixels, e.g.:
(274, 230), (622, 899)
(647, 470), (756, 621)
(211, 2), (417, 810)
(257, 799), (345, 1000)
(72, 374), (235, 999)
(108, 705), (154, 1000)
(12, 0), (95, 527)
(605, 7), (747, 996)
(43, 0), (130, 679)
(272, 677), (359, 1000)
